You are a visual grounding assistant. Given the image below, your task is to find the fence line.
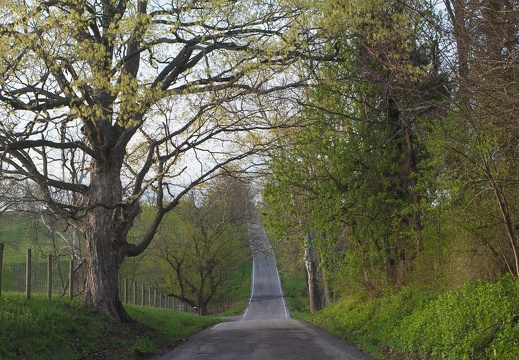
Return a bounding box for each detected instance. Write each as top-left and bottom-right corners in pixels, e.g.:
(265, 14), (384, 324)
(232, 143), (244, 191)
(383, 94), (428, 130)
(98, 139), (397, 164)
(0, 246), (194, 313)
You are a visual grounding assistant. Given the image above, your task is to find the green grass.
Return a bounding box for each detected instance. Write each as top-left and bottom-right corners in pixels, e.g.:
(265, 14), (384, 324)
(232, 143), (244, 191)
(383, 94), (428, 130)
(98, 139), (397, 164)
(0, 293), (222, 360)
(311, 275), (519, 359)
(279, 272), (310, 319)
(0, 212), (55, 264)
(0, 212), (34, 243)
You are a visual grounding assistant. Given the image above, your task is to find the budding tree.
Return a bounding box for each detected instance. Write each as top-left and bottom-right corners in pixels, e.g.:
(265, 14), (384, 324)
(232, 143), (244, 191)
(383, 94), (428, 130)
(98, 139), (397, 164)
(0, 0), (321, 321)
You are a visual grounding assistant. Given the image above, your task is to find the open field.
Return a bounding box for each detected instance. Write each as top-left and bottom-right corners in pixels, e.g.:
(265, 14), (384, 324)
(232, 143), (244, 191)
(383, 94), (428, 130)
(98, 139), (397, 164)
(0, 212), (55, 264)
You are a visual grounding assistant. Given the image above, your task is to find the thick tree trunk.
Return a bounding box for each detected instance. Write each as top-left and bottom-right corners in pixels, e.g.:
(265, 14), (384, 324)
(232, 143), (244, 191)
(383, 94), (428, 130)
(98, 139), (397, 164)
(83, 157), (132, 322)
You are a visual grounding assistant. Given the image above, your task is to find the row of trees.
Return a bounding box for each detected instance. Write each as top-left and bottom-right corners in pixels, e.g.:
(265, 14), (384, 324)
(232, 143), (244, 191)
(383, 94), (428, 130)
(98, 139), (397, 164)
(0, 0), (330, 321)
(1, 0), (517, 322)
(263, 0), (519, 313)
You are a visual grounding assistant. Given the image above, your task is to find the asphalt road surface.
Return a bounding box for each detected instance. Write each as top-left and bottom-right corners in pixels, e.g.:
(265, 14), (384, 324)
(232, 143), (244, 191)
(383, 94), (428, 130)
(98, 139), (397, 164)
(156, 224), (374, 360)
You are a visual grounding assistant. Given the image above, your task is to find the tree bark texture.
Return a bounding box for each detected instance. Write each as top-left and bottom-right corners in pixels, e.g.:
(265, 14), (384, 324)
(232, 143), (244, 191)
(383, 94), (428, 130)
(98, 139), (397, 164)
(83, 156), (132, 322)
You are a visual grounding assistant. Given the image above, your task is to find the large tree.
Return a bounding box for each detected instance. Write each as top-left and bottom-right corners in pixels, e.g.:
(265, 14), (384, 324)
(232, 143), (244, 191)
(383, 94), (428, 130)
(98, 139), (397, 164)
(0, 0), (321, 321)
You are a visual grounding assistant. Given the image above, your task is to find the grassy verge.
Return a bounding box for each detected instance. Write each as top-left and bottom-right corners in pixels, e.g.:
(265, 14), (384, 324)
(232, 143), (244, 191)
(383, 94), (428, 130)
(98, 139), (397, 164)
(311, 275), (519, 359)
(279, 273), (310, 320)
(0, 293), (221, 360)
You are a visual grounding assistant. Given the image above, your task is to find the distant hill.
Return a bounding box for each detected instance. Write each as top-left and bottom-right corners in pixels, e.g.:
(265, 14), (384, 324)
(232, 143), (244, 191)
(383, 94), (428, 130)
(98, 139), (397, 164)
(0, 211), (55, 263)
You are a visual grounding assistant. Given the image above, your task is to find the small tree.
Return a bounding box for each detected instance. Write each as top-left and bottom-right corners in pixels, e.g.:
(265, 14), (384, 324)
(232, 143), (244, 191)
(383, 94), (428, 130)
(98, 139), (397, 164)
(154, 176), (251, 314)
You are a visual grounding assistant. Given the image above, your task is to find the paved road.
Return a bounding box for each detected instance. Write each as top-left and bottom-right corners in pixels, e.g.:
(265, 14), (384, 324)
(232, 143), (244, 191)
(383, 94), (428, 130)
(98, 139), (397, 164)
(156, 224), (374, 360)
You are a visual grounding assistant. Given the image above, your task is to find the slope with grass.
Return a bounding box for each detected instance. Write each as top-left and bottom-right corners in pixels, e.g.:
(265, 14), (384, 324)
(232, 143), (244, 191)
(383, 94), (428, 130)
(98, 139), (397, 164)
(310, 275), (519, 359)
(0, 294), (222, 360)
(0, 212), (54, 263)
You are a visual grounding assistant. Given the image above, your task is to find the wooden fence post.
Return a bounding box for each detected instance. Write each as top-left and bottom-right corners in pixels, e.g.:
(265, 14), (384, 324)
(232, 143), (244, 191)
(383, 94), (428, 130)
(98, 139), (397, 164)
(26, 249), (31, 300)
(133, 280), (136, 304)
(0, 243), (3, 297)
(141, 284), (145, 306)
(148, 287), (152, 307)
(47, 255), (52, 299)
(69, 260), (74, 300)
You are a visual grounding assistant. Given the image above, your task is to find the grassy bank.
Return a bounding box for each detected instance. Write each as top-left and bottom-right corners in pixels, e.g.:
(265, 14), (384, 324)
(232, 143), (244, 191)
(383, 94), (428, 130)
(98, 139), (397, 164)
(311, 275), (519, 359)
(0, 294), (221, 360)
(279, 273), (310, 320)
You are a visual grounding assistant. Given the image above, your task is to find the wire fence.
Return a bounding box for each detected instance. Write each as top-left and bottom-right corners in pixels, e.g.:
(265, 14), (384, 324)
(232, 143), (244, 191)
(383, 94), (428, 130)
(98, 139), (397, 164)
(0, 244), (194, 313)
